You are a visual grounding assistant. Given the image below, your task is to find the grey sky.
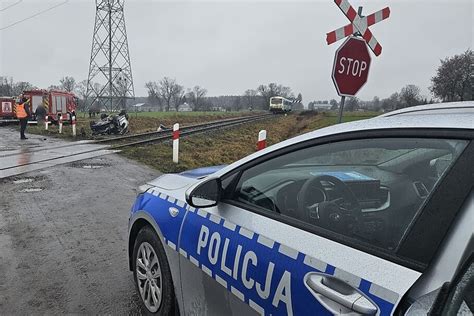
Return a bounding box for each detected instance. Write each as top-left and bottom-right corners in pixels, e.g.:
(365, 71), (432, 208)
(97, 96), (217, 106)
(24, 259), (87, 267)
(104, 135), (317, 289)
(0, 0), (472, 102)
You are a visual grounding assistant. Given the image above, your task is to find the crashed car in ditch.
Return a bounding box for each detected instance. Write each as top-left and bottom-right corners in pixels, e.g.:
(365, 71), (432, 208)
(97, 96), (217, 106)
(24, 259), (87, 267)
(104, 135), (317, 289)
(127, 102), (473, 315)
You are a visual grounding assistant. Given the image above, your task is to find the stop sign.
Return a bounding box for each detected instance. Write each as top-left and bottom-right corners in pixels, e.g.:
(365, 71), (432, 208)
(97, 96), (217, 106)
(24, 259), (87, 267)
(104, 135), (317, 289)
(332, 36), (371, 97)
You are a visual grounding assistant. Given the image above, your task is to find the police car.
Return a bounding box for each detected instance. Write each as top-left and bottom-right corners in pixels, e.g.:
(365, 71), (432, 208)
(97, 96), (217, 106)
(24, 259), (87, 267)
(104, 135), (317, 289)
(128, 102), (473, 315)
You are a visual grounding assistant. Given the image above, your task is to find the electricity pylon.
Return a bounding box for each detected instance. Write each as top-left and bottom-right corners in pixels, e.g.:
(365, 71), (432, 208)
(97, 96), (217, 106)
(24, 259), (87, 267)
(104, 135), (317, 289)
(86, 0), (134, 112)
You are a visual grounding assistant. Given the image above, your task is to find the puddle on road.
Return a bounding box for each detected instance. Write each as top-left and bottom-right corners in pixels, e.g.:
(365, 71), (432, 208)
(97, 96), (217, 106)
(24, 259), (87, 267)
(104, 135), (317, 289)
(13, 178), (34, 184)
(82, 165), (103, 169)
(5, 175), (47, 185)
(68, 161), (111, 169)
(19, 188), (43, 193)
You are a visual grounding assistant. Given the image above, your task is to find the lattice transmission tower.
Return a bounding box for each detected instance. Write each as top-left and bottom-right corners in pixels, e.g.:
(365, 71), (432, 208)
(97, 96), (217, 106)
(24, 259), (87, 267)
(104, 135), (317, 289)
(86, 0), (134, 112)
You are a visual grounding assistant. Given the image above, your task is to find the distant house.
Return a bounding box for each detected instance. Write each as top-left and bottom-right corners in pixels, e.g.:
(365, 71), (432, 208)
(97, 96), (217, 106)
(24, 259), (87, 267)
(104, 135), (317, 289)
(311, 103), (332, 110)
(131, 102), (155, 112)
(178, 102), (192, 112)
(212, 106), (225, 112)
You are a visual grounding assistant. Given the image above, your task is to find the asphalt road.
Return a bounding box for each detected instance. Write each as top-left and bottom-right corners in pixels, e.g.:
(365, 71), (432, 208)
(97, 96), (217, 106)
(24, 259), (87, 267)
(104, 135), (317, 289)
(0, 130), (161, 314)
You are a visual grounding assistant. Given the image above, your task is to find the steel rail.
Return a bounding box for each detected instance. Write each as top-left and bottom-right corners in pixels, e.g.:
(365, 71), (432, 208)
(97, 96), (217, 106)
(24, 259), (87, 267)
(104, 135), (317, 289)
(109, 114), (275, 149)
(93, 113), (271, 144)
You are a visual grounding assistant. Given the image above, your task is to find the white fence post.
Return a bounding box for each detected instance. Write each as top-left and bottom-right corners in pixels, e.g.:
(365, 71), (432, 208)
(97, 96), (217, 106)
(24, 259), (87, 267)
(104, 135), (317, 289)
(72, 115), (77, 137)
(173, 123), (180, 163)
(58, 115), (63, 134)
(45, 115), (49, 130)
(257, 129), (267, 151)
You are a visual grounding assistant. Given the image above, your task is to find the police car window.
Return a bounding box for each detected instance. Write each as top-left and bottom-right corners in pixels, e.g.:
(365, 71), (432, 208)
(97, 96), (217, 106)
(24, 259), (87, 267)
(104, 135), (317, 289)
(231, 138), (467, 252)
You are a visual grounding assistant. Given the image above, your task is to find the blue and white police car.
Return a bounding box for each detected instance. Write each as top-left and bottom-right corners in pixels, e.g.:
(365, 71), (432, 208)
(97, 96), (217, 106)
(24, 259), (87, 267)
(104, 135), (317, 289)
(128, 102), (473, 315)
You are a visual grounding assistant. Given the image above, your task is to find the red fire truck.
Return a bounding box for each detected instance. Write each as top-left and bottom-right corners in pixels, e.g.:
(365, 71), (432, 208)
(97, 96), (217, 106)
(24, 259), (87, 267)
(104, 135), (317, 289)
(0, 97), (17, 123)
(22, 89), (78, 123)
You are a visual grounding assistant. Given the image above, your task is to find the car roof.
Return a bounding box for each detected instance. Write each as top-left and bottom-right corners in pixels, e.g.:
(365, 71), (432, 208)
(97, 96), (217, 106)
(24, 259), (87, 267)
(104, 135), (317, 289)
(378, 101), (474, 117)
(213, 102), (474, 177)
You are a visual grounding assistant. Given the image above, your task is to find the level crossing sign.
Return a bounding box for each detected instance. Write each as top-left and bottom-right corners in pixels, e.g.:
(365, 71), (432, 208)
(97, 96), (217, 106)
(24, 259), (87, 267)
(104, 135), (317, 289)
(326, 0), (390, 56)
(332, 36), (371, 97)
(326, 0), (390, 122)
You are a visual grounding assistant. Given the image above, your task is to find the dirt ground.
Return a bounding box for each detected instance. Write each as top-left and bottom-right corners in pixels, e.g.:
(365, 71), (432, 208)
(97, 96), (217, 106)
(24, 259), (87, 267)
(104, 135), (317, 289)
(0, 134), (160, 314)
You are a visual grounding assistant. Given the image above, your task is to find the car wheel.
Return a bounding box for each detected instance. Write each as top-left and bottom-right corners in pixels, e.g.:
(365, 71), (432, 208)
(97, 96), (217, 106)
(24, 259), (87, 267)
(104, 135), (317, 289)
(133, 226), (175, 315)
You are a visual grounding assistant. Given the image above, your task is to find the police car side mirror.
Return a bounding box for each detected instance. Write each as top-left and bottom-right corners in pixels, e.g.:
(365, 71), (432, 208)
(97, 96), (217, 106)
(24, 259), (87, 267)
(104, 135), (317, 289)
(186, 177), (222, 208)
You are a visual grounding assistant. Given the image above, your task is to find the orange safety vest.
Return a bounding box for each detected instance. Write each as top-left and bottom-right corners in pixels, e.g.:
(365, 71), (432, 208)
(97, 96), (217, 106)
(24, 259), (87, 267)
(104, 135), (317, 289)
(16, 103), (28, 119)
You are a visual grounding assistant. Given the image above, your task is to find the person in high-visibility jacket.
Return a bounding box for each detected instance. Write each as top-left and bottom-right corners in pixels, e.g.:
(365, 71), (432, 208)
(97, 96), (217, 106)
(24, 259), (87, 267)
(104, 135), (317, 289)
(16, 97), (31, 140)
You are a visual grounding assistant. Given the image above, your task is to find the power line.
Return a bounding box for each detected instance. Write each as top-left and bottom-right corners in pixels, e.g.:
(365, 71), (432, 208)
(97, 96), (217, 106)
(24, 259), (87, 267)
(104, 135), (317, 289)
(0, 0), (23, 12)
(0, 0), (68, 31)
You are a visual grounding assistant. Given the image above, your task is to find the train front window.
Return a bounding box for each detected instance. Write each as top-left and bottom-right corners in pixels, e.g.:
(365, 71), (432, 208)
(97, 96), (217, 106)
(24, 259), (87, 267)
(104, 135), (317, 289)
(271, 98), (282, 104)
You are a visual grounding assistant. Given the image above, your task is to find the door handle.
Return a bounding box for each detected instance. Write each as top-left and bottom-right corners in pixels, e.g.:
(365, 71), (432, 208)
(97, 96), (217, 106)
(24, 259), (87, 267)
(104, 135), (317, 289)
(304, 273), (377, 315)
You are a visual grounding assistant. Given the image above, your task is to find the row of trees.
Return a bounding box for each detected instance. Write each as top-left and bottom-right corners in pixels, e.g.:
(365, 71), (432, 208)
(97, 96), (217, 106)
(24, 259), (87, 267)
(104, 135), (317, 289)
(309, 84), (433, 112)
(145, 78), (207, 112)
(144, 79), (302, 111)
(0, 77), (35, 96)
(2, 49), (470, 112)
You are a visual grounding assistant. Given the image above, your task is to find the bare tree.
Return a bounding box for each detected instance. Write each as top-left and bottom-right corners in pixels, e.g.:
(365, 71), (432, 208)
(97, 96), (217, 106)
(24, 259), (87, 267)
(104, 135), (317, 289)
(243, 89), (258, 110)
(430, 49), (473, 102)
(158, 77), (184, 111)
(345, 97), (360, 111)
(381, 92), (400, 112)
(145, 81), (163, 110)
(187, 85), (208, 111)
(60, 76), (76, 92)
(13, 81), (34, 95)
(329, 99), (339, 110)
(399, 84), (422, 108)
(75, 80), (88, 111)
(0, 76), (14, 96)
(172, 84), (185, 112)
(48, 84), (61, 90)
(371, 96), (381, 111)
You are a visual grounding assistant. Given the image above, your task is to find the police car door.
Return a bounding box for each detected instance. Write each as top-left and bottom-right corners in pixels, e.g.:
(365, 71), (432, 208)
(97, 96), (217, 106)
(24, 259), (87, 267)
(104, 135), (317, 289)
(178, 135), (471, 315)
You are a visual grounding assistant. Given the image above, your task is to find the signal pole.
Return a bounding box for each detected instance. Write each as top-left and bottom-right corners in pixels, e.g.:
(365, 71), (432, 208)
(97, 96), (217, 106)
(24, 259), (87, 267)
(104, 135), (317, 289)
(86, 0), (135, 112)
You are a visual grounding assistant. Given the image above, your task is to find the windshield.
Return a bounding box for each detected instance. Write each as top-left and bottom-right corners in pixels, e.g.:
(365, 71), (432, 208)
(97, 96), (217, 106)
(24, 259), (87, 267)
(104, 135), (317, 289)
(271, 98), (282, 104)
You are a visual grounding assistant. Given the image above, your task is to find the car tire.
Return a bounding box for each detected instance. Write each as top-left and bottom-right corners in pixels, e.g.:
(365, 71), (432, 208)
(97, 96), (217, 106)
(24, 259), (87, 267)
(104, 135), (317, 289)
(132, 226), (175, 315)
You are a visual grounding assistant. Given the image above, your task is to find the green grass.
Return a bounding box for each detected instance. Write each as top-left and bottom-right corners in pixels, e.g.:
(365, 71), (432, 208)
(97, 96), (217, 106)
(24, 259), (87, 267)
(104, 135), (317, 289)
(120, 111), (380, 173)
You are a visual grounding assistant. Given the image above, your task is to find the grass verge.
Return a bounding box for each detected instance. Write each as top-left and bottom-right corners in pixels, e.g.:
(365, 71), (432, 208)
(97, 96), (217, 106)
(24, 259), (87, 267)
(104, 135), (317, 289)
(120, 111), (379, 173)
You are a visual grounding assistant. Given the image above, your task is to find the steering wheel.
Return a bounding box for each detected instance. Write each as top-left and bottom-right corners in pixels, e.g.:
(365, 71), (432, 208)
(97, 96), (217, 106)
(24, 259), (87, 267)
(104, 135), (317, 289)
(297, 175), (361, 232)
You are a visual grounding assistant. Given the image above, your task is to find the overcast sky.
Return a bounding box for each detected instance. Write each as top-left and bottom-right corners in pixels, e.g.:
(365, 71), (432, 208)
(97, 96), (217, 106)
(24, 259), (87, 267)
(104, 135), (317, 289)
(0, 0), (472, 102)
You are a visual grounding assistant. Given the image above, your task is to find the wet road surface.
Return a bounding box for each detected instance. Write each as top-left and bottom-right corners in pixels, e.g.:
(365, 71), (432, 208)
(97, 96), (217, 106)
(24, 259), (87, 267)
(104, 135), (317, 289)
(0, 128), (161, 314)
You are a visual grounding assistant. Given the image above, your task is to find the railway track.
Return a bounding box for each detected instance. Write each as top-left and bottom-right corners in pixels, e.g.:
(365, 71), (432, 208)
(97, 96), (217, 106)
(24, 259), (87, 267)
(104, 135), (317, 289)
(0, 113), (275, 175)
(95, 113), (275, 149)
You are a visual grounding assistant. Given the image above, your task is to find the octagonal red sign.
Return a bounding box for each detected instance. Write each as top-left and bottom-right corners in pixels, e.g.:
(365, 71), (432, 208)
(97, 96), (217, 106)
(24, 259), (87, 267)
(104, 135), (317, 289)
(332, 36), (371, 97)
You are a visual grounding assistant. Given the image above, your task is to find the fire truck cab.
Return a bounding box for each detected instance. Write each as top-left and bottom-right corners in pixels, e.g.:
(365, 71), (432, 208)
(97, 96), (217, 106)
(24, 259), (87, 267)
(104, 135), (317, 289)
(22, 90), (77, 123)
